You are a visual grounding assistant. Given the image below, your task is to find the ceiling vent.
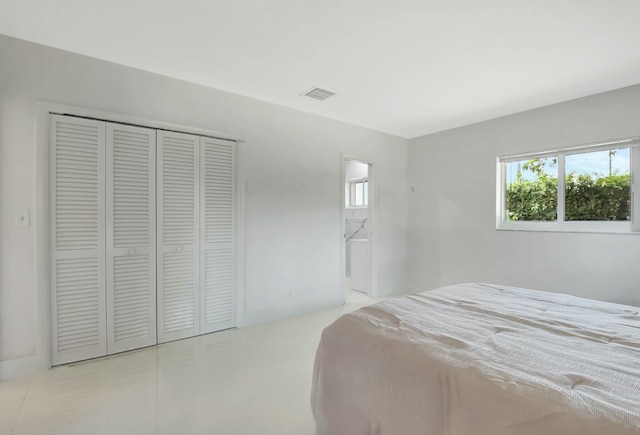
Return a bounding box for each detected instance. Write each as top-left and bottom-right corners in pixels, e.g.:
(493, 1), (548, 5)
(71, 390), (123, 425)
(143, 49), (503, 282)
(302, 87), (335, 101)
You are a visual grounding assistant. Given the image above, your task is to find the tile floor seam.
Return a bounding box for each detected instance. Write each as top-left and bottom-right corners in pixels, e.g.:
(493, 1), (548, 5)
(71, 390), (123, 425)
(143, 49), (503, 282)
(10, 398), (26, 435)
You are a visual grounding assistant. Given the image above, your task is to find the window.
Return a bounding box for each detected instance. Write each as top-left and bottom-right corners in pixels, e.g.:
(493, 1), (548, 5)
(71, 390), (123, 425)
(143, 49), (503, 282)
(348, 179), (368, 207)
(497, 137), (640, 233)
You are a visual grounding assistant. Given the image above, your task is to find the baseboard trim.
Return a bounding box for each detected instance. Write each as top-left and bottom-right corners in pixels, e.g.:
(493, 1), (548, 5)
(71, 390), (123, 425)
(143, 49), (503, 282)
(241, 300), (343, 328)
(375, 282), (408, 298)
(0, 355), (37, 381)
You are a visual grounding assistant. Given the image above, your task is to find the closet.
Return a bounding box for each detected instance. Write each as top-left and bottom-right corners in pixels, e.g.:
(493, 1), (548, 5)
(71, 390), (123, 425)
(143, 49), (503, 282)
(50, 114), (236, 365)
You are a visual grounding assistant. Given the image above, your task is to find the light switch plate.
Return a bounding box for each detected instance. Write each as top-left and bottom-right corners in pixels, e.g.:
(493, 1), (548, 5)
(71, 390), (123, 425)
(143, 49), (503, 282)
(15, 210), (30, 227)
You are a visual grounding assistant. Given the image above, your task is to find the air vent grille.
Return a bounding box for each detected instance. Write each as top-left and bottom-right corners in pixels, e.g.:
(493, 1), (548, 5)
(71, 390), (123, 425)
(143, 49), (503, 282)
(303, 87), (335, 101)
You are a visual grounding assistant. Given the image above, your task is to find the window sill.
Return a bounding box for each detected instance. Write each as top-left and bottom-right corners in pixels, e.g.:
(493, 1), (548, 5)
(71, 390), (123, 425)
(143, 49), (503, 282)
(496, 222), (640, 235)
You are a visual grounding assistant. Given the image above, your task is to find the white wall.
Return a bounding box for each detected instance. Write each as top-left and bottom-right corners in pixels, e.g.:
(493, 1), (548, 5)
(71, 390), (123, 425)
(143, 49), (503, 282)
(0, 34), (409, 379)
(408, 84), (640, 307)
(345, 160), (368, 182)
(345, 208), (368, 241)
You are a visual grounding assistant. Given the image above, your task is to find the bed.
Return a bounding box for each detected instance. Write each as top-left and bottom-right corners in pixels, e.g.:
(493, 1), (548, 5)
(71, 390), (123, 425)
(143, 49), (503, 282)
(311, 283), (640, 435)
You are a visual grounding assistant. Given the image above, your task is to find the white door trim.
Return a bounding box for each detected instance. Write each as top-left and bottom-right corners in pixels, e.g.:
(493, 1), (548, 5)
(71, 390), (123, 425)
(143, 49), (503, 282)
(340, 155), (378, 301)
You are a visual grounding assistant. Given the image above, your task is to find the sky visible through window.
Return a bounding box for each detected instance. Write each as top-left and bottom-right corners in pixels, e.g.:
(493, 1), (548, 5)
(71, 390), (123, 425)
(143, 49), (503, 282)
(506, 148), (630, 184)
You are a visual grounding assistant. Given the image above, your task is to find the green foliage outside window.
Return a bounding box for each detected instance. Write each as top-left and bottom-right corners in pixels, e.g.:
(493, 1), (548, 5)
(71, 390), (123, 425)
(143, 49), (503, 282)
(564, 173), (631, 221)
(506, 177), (558, 221)
(506, 158), (631, 221)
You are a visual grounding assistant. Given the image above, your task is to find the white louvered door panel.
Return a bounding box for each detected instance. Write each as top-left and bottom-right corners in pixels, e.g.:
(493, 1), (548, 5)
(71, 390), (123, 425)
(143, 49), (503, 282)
(157, 131), (200, 343)
(50, 115), (107, 365)
(200, 137), (236, 334)
(106, 123), (157, 354)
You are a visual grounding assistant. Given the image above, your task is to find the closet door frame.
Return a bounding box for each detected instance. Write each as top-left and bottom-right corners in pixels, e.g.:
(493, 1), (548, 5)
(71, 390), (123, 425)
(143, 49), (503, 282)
(35, 103), (243, 373)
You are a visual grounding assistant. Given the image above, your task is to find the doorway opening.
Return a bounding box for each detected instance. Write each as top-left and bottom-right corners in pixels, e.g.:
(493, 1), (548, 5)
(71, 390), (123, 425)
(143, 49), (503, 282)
(342, 159), (376, 304)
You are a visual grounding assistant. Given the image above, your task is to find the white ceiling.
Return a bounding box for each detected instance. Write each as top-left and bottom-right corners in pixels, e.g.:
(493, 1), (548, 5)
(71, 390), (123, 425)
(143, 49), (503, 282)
(2, 0), (640, 139)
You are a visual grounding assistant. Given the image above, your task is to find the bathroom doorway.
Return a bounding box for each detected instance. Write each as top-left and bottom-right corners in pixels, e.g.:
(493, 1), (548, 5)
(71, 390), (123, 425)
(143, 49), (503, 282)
(341, 158), (375, 303)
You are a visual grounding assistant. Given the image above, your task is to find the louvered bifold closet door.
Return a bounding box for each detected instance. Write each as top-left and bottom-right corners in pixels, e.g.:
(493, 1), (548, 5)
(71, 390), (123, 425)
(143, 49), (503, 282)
(157, 131), (200, 343)
(50, 115), (107, 365)
(106, 123), (157, 354)
(200, 138), (236, 334)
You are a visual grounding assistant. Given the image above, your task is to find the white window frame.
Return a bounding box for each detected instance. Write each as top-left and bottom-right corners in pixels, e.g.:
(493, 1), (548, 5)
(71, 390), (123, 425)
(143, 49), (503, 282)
(496, 137), (640, 234)
(347, 178), (369, 208)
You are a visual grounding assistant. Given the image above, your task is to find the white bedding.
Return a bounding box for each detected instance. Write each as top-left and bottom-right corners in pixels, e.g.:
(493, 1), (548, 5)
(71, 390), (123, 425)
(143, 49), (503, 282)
(311, 283), (640, 435)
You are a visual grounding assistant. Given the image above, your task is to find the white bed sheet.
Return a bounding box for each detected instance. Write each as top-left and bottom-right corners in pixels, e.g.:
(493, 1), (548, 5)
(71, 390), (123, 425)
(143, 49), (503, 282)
(311, 283), (640, 435)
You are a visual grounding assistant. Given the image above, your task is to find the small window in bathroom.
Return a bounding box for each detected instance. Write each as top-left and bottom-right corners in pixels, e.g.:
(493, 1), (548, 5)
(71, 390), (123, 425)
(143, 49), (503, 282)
(349, 179), (368, 207)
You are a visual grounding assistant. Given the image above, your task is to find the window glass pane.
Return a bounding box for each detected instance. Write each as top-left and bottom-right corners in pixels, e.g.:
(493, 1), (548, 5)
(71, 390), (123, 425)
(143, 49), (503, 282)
(505, 157), (558, 221)
(565, 147), (631, 221)
(355, 182), (364, 205)
(363, 181), (368, 206)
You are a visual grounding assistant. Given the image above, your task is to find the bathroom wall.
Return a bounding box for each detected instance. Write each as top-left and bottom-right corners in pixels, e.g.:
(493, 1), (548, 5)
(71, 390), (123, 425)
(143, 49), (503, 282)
(345, 161), (369, 279)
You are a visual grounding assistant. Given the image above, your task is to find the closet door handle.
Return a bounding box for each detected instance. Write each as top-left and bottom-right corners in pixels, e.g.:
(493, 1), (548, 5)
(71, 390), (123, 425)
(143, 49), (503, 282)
(175, 246), (183, 252)
(128, 248), (137, 255)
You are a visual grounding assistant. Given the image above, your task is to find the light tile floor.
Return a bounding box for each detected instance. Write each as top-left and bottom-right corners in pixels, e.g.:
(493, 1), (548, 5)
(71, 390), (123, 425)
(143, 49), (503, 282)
(0, 291), (379, 435)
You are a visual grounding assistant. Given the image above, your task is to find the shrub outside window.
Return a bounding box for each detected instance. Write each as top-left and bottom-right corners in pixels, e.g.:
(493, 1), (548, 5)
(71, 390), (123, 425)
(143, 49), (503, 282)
(497, 138), (640, 233)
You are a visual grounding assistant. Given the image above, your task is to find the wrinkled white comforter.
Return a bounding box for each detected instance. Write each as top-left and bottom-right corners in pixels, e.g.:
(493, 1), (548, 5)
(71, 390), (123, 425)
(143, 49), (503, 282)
(311, 283), (640, 435)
